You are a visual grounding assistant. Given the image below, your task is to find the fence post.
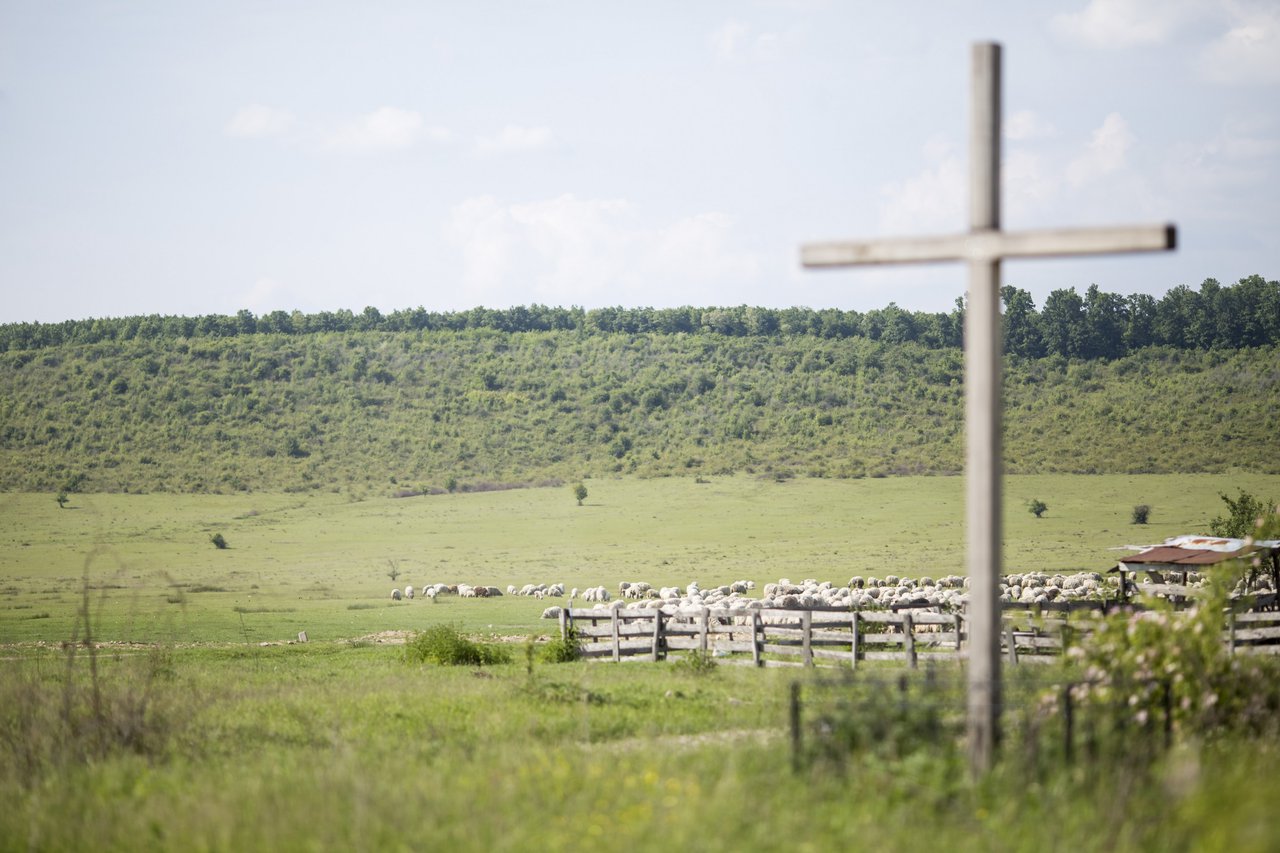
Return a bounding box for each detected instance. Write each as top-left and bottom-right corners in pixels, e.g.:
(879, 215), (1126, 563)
(1062, 683), (1074, 765)
(700, 606), (709, 655)
(752, 611), (762, 667)
(801, 609), (813, 667)
(903, 611), (917, 669)
(850, 609), (860, 670)
(559, 606), (568, 641)
(1162, 679), (1173, 750)
(1227, 609), (1236, 655)
(790, 681), (802, 773)
(1005, 623), (1018, 665)
(651, 608), (664, 662)
(954, 613), (964, 653)
(611, 608), (620, 662)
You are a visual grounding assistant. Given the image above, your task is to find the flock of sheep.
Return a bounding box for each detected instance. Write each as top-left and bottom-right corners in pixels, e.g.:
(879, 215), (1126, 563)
(533, 572), (1130, 619)
(389, 569), (1269, 619)
(390, 583), (504, 602)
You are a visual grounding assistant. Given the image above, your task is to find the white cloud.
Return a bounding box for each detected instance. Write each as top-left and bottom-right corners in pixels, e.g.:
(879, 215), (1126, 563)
(1066, 112), (1135, 188)
(441, 196), (517, 294)
(1005, 110), (1057, 142)
(242, 277), (295, 312)
(1199, 2), (1280, 84)
(877, 140), (964, 234)
(474, 125), (554, 155)
(443, 194), (758, 304)
(1051, 0), (1205, 48)
(225, 104), (294, 139)
(1004, 150), (1063, 221)
(324, 107), (441, 152)
(710, 20), (787, 63)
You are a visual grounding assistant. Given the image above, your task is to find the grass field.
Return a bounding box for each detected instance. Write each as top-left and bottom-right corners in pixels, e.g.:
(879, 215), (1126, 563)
(4, 473), (1280, 851)
(2, 472), (1277, 645)
(2, 641), (1277, 851)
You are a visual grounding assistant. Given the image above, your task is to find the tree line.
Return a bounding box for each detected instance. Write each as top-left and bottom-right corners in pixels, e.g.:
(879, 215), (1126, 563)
(1, 275), (1275, 359)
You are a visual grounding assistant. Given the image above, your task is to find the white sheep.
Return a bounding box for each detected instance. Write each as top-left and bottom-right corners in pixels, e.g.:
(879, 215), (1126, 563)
(404, 585), (414, 600)
(391, 588), (402, 601)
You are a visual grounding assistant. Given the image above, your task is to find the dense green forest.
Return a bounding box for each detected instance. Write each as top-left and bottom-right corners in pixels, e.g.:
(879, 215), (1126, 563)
(3, 275), (1278, 359)
(1, 318), (1276, 494)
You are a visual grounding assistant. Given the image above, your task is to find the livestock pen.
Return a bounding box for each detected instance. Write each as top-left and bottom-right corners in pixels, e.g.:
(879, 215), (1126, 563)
(559, 600), (1280, 667)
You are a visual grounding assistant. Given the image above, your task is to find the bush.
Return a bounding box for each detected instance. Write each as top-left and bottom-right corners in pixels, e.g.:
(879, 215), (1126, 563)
(1029, 499), (1048, 518)
(1210, 489), (1275, 538)
(538, 630), (581, 664)
(1131, 504), (1151, 524)
(404, 625), (510, 666)
(672, 650), (718, 676)
(210, 532), (228, 549)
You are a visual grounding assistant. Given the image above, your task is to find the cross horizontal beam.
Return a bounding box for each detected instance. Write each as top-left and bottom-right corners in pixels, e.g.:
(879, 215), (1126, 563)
(801, 223), (1176, 268)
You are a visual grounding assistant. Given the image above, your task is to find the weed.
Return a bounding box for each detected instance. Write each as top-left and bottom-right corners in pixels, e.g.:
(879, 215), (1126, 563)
(538, 628), (581, 664)
(671, 651), (718, 676)
(404, 624), (511, 666)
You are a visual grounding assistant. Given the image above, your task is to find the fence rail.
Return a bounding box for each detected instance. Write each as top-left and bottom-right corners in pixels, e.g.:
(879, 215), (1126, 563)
(561, 600), (1280, 667)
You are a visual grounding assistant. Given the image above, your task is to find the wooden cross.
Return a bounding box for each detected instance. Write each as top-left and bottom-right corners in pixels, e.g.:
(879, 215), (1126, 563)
(800, 42), (1176, 773)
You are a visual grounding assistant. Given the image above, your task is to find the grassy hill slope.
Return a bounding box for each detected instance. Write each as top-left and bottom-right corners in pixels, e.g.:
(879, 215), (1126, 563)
(1, 331), (1276, 494)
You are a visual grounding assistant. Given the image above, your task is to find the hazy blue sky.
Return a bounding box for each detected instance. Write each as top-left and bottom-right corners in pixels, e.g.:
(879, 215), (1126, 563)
(2, 1), (1277, 323)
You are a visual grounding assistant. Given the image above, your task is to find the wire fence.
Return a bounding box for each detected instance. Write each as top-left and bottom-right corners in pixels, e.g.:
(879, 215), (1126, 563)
(788, 666), (1181, 774)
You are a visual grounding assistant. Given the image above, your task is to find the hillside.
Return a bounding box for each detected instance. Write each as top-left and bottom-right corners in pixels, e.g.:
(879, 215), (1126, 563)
(1, 330), (1276, 495)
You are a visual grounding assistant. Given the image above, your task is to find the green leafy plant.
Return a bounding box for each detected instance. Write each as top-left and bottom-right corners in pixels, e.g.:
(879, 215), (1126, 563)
(573, 483), (588, 506)
(538, 628), (581, 664)
(1210, 489), (1275, 538)
(1029, 499), (1048, 518)
(404, 624), (511, 666)
(671, 650), (718, 676)
(210, 532), (228, 549)
(1131, 504), (1151, 524)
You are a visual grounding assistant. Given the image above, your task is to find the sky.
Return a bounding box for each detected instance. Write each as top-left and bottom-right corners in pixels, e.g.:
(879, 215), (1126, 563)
(1, 0), (1278, 324)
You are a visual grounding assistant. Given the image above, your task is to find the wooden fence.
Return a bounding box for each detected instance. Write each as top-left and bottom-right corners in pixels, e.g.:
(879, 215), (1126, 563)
(1227, 610), (1280, 655)
(560, 600), (1280, 667)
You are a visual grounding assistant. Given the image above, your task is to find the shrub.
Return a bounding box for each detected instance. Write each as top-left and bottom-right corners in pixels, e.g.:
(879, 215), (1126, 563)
(210, 532), (228, 549)
(1210, 489), (1275, 538)
(538, 630), (581, 664)
(404, 625), (510, 667)
(1131, 504), (1151, 524)
(672, 650), (718, 676)
(1029, 499), (1048, 518)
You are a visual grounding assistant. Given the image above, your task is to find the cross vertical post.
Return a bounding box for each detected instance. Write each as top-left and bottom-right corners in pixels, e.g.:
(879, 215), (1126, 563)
(966, 40), (1002, 774)
(799, 40), (1175, 776)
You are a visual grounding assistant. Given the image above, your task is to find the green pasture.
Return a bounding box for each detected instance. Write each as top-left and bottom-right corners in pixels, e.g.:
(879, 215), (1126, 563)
(1, 641), (1276, 851)
(2, 472), (1276, 645)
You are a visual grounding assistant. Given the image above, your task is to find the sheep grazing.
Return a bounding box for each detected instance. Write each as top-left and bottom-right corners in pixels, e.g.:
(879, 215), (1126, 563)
(425, 587), (438, 602)
(390, 588), (403, 601)
(404, 585), (414, 600)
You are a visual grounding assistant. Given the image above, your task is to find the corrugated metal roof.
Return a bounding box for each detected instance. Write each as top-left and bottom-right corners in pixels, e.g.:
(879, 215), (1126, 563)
(1116, 535), (1279, 570)
(1121, 546), (1243, 566)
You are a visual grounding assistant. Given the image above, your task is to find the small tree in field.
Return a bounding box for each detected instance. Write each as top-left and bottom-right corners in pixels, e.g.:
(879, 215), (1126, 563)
(1028, 499), (1047, 519)
(387, 560), (401, 582)
(1131, 504), (1151, 525)
(210, 532), (228, 549)
(1210, 489), (1274, 539)
(56, 492), (69, 509)
(573, 483), (588, 506)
